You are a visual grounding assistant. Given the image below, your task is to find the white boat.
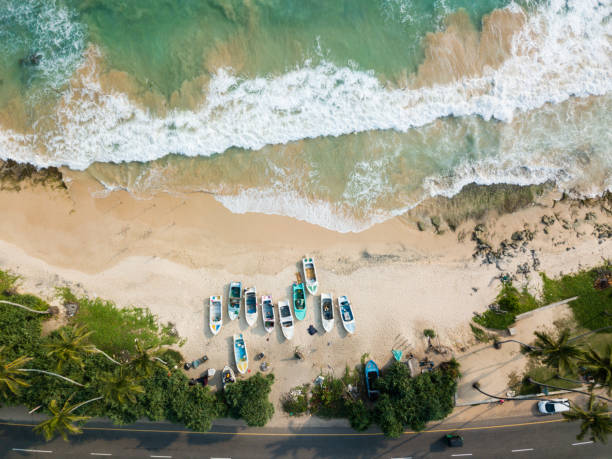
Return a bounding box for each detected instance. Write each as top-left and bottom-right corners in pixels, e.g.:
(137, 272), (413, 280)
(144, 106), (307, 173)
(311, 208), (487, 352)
(222, 365), (235, 390)
(233, 333), (248, 374)
(320, 293), (334, 333)
(338, 295), (355, 334)
(261, 295), (275, 333)
(228, 281), (241, 321)
(209, 295), (223, 335)
(244, 287), (258, 327)
(278, 300), (294, 340)
(302, 257), (318, 295)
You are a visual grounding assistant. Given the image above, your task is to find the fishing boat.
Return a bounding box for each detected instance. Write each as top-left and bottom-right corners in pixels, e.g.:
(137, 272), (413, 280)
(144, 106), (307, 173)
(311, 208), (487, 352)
(320, 293), (334, 332)
(302, 257), (318, 295)
(233, 333), (248, 374)
(209, 295), (223, 335)
(364, 360), (380, 400)
(222, 365), (236, 390)
(262, 295), (275, 333)
(338, 295), (355, 334)
(244, 287), (258, 327)
(292, 282), (306, 321)
(278, 300), (294, 340)
(228, 281), (241, 321)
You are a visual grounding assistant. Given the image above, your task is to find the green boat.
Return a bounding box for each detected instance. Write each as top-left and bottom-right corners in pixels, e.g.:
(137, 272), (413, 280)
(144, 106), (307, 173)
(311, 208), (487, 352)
(292, 282), (306, 321)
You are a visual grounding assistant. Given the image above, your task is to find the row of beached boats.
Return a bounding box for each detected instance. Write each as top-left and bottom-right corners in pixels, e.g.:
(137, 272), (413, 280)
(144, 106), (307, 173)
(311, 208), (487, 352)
(209, 290), (356, 337)
(207, 258), (356, 377)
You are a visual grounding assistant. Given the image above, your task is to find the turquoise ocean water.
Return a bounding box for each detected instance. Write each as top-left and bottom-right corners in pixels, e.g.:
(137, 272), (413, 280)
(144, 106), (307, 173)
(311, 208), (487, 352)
(0, 0), (610, 231)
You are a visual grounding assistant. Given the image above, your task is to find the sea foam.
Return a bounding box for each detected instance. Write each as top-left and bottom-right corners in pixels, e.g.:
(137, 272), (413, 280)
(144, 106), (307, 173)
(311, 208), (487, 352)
(0, 0), (611, 232)
(0, 0), (609, 169)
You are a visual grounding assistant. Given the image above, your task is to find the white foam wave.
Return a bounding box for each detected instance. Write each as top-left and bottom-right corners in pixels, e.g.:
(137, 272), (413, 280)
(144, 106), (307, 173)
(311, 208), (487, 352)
(215, 187), (406, 233)
(0, 0), (610, 171)
(0, 0), (86, 97)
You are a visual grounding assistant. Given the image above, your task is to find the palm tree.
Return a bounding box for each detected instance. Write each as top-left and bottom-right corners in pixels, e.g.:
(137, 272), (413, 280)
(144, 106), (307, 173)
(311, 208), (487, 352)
(531, 329), (583, 375)
(129, 341), (167, 377)
(563, 393), (612, 444)
(34, 395), (102, 441)
(97, 368), (144, 405)
(580, 344), (612, 395)
(0, 347), (32, 398)
(45, 324), (93, 371)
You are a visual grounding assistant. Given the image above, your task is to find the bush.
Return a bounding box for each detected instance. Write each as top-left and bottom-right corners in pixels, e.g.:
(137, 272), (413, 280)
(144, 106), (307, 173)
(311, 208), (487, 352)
(309, 367), (359, 419)
(346, 399), (372, 431)
(470, 323), (490, 343)
(474, 283), (540, 330)
(0, 270), (20, 294)
(374, 361), (458, 437)
(224, 373), (275, 427)
(282, 384), (309, 416)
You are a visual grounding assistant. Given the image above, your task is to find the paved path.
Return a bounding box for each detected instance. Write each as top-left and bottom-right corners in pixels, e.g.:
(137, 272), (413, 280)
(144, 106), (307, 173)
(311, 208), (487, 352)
(1, 414), (608, 458)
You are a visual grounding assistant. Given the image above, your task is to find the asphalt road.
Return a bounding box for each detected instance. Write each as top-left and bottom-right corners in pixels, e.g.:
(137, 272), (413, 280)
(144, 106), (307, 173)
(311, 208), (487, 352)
(1, 416), (609, 459)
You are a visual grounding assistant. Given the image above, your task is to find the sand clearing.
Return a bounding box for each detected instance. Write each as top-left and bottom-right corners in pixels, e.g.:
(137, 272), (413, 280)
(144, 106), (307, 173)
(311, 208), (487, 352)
(0, 172), (609, 423)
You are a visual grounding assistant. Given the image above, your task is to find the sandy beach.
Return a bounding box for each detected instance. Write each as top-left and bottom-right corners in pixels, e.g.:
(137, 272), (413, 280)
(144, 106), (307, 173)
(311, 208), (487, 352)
(0, 171), (610, 424)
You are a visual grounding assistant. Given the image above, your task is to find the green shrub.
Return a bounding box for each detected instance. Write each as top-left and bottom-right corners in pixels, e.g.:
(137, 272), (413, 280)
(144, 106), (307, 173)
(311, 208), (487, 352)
(470, 323), (490, 343)
(473, 283), (540, 330)
(309, 367), (359, 419)
(0, 270), (20, 294)
(224, 373), (275, 427)
(374, 361), (458, 437)
(346, 399), (372, 431)
(282, 384), (309, 416)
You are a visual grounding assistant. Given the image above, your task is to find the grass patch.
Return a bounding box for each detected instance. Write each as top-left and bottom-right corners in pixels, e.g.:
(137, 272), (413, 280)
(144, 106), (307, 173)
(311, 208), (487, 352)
(518, 362), (581, 395)
(470, 323), (491, 343)
(541, 267), (612, 330)
(473, 283), (540, 330)
(59, 289), (184, 355)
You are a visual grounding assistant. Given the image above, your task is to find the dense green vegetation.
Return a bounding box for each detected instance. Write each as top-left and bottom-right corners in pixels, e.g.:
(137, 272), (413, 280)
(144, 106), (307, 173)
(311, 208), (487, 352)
(541, 267), (612, 330)
(0, 270), (274, 440)
(224, 373), (275, 427)
(475, 264), (611, 331)
(283, 359), (460, 437)
(473, 282), (540, 330)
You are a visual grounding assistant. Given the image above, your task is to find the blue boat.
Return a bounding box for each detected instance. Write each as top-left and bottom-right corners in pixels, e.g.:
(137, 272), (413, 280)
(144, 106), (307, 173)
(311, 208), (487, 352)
(292, 282), (306, 321)
(364, 360), (380, 400)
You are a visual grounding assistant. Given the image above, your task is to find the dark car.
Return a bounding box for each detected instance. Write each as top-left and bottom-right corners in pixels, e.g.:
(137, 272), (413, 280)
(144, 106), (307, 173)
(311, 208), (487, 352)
(445, 433), (464, 447)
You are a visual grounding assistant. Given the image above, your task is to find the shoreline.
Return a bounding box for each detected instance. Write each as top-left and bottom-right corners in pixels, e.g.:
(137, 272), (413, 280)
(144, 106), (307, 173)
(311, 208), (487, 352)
(0, 172), (610, 424)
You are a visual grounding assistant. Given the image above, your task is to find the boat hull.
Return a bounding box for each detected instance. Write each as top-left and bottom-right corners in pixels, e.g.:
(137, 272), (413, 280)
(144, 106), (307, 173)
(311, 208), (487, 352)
(292, 283), (307, 321)
(338, 296), (355, 334)
(262, 295), (275, 333)
(209, 296), (223, 335)
(233, 334), (248, 375)
(302, 257), (318, 295)
(222, 365), (235, 390)
(365, 360), (380, 399)
(320, 294), (334, 332)
(228, 282), (242, 321)
(278, 301), (295, 340)
(244, 287), (258, 327)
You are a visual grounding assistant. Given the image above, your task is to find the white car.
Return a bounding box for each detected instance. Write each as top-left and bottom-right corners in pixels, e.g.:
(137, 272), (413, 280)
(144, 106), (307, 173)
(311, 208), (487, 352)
(537, 398), (570, 415)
